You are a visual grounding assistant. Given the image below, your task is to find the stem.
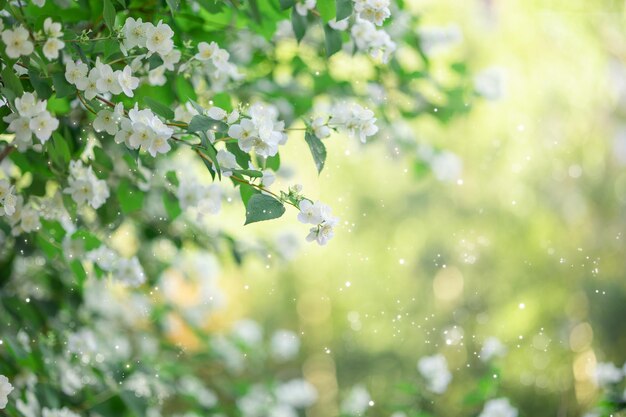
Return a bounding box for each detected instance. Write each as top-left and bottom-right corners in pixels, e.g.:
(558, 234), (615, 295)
(77, 91), (97, 115)
(0, 146), (15, 163)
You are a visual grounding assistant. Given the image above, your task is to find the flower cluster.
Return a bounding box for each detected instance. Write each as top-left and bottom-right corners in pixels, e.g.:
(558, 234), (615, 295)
(351, 19), (397, 63)
(123, 18), (176, 59)
(115, 104), (174, 157)
(329, 101), (379, 143)
(3, 92), (59, 149)
(353, 0), (391, 26)
(228, 102), (287, 157)
(193, 41), (242, 91)
(0, 179), (17, 216)
(64, 160), (110, 209)
(478, 398), (518, 417)
(87, 245), (146, 287)
(176, 178), (222, 217)
(0, 375), (13, 409)
(41, 18), (65, 60)
(417, 354), (452, 394)
(297, 200), (339, 245)
(65, 59), (140, 99)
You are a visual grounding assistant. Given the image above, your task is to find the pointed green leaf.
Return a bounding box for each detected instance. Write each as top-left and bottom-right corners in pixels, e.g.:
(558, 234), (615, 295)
(244, 193), (285, 224)
(304, 131), (327, 173)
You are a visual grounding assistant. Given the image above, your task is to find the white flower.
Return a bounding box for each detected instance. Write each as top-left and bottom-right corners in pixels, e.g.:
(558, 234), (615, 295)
(115, 256), (145, 287)
(64, 160), (110, 209)
(1, 26), (34, 58)
(118, 66), (140, 97)
(480, 337), (507, 362)
(15, 92), (46, 118)
(341, 385), (371, 416)
(329, 101), (378, 143)
(84, 69), (101, 100)
(594, 362), (623, 386)
(145, 21), (174, 56)
(179, 376), (218, 408)
(297, 200), (326, 224)
(354, 0), (391, 26)
(93, 109), (120, 135)
(123, 17), (148, 50)
(0, 180), (17, 216)
(0, 375), (13, 409)
(207, 106), (227, 121)
(232, 319), (263, 346)
(312, 116), (330, 139)
(417, 354), (451, 394)
(42, 37), (65, 60)
(43, 18), (63, 38)
(42, 407), (81, 417)
(276, 379), (317, 408)
(32, 0), (45, 6)
(295, 0), (316, 16)
(306, 217), (337, 245)
(329, 18), (349, 31)
(270, 330), (300, 361)
(195, 41), (219, 61)
(96, 64), (123, 95)
(351, 19), (396, 63)
(478, 398), (518, 417)
(19, 206), (41, 232)
(65, 61), (89, 89)
(29, 111), (59, 143)
(216, 149), (239, 175)
(161, 49), (181, 70)
(5, 115), (33, 149)
(261, 169), (275, 187)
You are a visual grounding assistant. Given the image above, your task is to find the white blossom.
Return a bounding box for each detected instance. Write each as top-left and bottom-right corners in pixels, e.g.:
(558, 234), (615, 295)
(65, 61), (89, 90)
(295, 0), (316, 16)
(64, 160), (110, 209)
(354, 0), (391, 26)
(114, 256), (146, 287)
(0, 180), (17, 216)
(329, 101), (378, 143)
(118, 65), (140, 97)
(417, 354), (452, 394)
(43, 18), (63, 38)
(341, 385), (371, 416)
(478, 398), (518, 417)
(42, 37), (65, 60)
(145, 21), (174, 56)
(270, 329), (300, 361)
(480, 337), (507, 362)
(276, 379), (317, 408)
(594, 362), (623, 386)
(0, 375), (13, 409)
(1, 26), (34, 58)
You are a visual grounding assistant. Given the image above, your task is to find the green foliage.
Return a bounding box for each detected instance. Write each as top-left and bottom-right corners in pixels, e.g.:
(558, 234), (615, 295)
(244, 193), (286, 224)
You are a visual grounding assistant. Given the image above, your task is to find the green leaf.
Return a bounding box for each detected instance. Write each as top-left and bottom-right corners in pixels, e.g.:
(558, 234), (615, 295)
(291, 8), (307, 42)
(93, 147), (113, 175)
(279, 0), (295, 9)
(317, 0), (336, 21)
(165, 170), (179, 187)
(175, 77), (197, 102)
(324, 24), (342, 57)
(162, 193), (182, 220)
(1, 65), (23, 96)
(166, 0), (180, 15)
(144, 97), (175, 120)
(188, 115), (213, 133)
(244, 193), (286, 224)
(29, 68), (52, 99)
(212, 92), (232, 111)
(239, 183), (260, 206)
(232, 169), (263, 178)
(117, 179), (145, 214)
(69, 260), (87, 285)
(335, 0), (352, 20)
(72, 230), (102, 250)
(226, 141), (251, 168)
(304, 131), (327, 173)
(50, 132), (71, 166)
(265, 153), (280, 171)
(103, 0), (117, 32)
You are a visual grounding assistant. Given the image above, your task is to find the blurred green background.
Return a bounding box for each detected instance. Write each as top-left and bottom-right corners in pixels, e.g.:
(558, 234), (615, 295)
(205, 0), (626, 416)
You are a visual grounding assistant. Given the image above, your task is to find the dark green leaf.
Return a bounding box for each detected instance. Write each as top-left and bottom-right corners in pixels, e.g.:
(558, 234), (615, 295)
(265, 153), (280, 171)
(51, 73), (75, 99)
(1, 65), (23, 96)
(165, 170), (179, 186)
(239, 183), (260, 206)
(175, 77), (197, 102)
(244, 193), (286, 224)
(324, 24), (342, 57)
(335, 0), (352, 20)
(291, 9), (307, 42)
(28, 68), (52, 99)
(279, 0), (295, 9)
(232, 169), (263, 178)
(103, 0), (117, 32)
(117, 179), (145, 213)
(144, 97), (175, 120)
(163, 193), (182, 220)
(304, 131), (327, 173)
(166, 0), (180, 15)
